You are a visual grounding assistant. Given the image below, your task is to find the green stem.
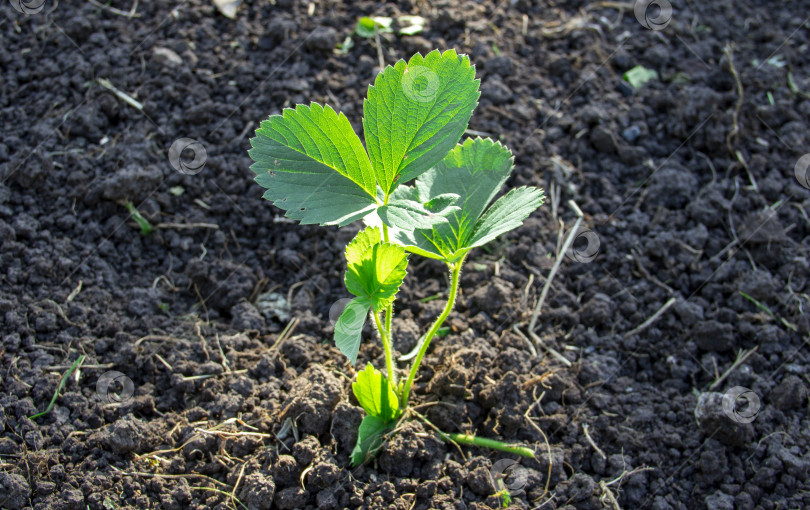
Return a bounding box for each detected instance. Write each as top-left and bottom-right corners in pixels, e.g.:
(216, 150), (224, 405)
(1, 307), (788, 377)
(373, 310), (397, 386)
(29, 355), (86, 420)
(402, 258), (463, 407)
(445, 433), (536, 459)
(379, 221), (397, 386)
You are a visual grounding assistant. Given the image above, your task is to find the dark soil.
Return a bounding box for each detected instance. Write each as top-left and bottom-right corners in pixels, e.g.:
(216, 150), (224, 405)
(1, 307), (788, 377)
(2, 0), (809, 509)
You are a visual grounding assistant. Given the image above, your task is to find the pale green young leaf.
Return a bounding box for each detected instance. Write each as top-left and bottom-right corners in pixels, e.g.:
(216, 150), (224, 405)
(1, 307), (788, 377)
(334, 297), (371, 365)
(345, 239), (408, 310)
(363, 49), (480, 196)
(378, 187), (461, 230)
(350, 415), (392, 466)
(352, 363), (400, 421)
(249, 103), (379, 226)
(468, 186), (545, 248)
(345, 226), (382, 266)
(392, 138), (518, 261)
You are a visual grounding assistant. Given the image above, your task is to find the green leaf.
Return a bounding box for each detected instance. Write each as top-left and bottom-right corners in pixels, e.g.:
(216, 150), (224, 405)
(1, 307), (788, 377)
(344, 229), (408, 310)
(363, 49), (480, 196)
(350, 415), (392, 465)
(394, 138), (522, 260)
(623, 65), (658, 89)
(394, 138), (544, 261)
(345, 226), (382, 265)
(334, 298), (371, 364)
(356, 16), (393, 38)
(468, 186), (545, 248)
(352, 363), (400, 421)
(248, 103), (379, 227)
(378, 187), (461, 230)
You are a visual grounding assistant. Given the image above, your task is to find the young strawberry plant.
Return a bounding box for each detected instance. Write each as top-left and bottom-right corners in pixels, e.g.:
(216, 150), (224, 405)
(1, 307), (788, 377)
(249, 50), (544, 465)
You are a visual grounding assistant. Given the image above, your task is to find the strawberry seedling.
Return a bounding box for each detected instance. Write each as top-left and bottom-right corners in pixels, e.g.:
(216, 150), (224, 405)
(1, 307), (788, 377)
(249, 49), (544, 464)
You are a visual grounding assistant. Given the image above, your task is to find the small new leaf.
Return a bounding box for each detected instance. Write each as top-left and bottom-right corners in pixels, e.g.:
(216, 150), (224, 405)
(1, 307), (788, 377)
(352, 364), (400, 421)
(378, 187), (461, 230)
(334, 298), (371, 365)
(344, 228), (408, 310)
(394, 138), (544, 261)
(350, 415), (392, 466)
(249, 103), (378, 226)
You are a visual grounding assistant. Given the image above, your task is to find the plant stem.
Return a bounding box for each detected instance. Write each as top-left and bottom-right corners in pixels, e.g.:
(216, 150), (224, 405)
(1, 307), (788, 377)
(402, 258), (463, 407)
(378, 222), (398, 386)
(373, 310), (397, 386)
(29, 355), (86, 420)
(445, 433), (536, 458)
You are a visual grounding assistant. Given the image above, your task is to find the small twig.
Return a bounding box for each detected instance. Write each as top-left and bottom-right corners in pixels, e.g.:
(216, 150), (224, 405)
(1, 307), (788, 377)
(511, 324), (538, 357)
(87, 0), (140, 17)
(527, 328), (573, 367)
(708, 346), (759, 391)
(582, 423), (606, 460)
(724, 44), (757, 190)
(270, 317), (300, 351)
(373, 26), (385, 71)
(97, 78), (143, 111)
(155, 222), (220, 230)
(154, 353), (173, 371)
(623, 297), (677, 338)
(67, 280), (83, 302)
(528, 200), (583, 334)
(523, 387), (553, 502)
(195, 321), (211, 361)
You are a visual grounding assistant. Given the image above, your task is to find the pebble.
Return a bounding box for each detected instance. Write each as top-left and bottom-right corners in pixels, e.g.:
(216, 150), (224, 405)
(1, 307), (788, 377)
(622, 125), (642, 143)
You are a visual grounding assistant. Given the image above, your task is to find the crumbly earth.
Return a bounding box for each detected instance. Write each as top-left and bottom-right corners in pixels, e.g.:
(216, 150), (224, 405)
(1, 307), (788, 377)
(1, 1), (809, 509)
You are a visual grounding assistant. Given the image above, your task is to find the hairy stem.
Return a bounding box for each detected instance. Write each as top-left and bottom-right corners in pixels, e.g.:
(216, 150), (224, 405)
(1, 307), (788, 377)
(373, 310), (397, 386)
(402, 258), (463, 407)
(379, 222), (397, 385)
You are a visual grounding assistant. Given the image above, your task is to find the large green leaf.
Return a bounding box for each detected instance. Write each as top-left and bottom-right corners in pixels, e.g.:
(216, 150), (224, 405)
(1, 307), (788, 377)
(394, 138), (544, 261)
(350, 415), (392, 466)
(352, 363), (400, 421)
(363, 49), (480, 196)
(468, 187), (545, 248)
(249, 103), (379, 226)
(334, 297), (371, 364)
(344, 228), (408, 310)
